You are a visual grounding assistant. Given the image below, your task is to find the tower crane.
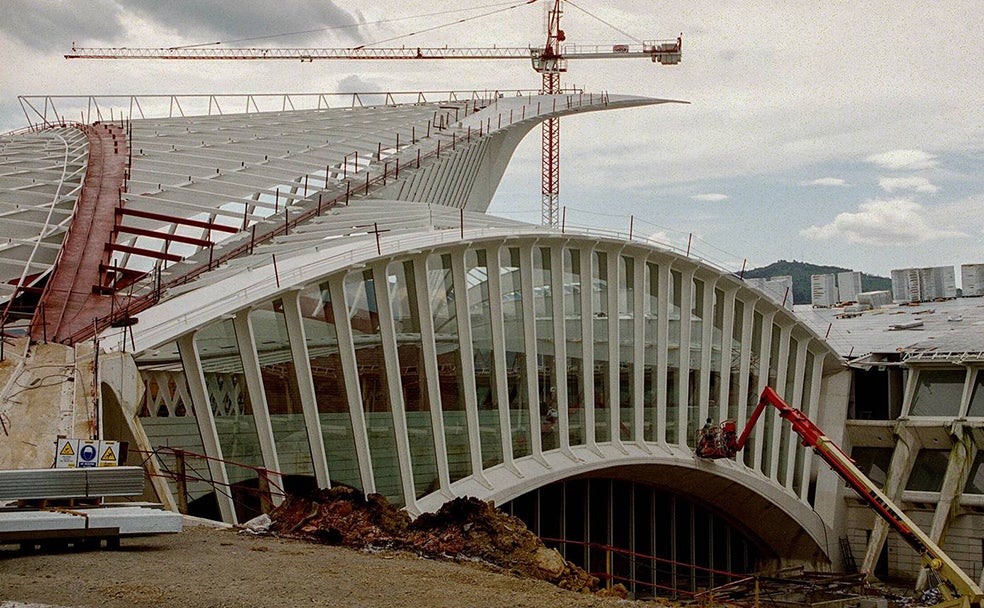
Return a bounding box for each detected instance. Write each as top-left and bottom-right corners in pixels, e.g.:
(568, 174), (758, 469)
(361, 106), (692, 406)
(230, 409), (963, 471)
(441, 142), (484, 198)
(65, 0), (682, 227)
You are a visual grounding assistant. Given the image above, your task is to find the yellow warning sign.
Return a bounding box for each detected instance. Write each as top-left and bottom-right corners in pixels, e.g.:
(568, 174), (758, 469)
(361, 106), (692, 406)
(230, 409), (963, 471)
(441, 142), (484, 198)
(55, 438), (80, 468)
(97, 441), (120, 467)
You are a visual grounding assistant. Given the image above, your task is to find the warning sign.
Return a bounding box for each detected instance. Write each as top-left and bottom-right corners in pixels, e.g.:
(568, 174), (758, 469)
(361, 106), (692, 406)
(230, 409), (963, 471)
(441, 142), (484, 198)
(98, 441), (120, 467)
(77, 440), (99, 468)
(55, 438), (80, 469)
(54, 438), (127, 468)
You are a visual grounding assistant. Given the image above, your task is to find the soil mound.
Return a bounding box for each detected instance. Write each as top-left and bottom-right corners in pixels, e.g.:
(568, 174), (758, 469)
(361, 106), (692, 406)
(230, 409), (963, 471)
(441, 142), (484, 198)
(269, 489), (598, 592)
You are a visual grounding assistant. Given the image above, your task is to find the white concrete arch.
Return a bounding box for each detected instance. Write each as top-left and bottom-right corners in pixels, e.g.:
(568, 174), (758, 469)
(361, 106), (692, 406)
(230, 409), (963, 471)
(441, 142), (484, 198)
(117, 224), (846, 564)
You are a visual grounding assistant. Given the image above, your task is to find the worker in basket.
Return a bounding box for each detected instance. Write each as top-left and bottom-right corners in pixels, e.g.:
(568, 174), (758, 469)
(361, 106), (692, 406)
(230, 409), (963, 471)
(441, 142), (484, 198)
(696, 417), (739, 459)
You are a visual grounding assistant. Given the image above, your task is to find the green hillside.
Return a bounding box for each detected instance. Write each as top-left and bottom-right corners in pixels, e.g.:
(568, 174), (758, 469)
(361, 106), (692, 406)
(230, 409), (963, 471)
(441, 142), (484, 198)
(743, 260), (891, 304)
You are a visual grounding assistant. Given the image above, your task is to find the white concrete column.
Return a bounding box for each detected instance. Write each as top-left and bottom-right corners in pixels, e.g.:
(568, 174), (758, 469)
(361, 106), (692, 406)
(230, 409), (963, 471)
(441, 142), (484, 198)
(371, 262), (418, 512)
(751, 310), (776, 473)
(177, 332), (236, 524)
(655, 262), (671, 444)
(697, 275), (716, 426)
(232, 311), (284, 506)
(632, 252), (647, 450)
(580, 247), (597, 452)
(718, 287), (738, 420)
(916, 425), (978, 590)
(735, 297), (756, 430)
(784, 336), (809, 492)
(769, 323), (792, 480)
(607, 250), (624, 451)
(861, 422), (920, 573)
(677, 267), (695, 447)
(799, 348), (824, 503)
(328, 277), (376, 494)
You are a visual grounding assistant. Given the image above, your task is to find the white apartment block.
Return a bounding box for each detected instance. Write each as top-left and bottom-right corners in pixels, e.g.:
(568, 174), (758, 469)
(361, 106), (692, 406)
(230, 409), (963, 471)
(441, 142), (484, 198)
(961, 263), (984, 296)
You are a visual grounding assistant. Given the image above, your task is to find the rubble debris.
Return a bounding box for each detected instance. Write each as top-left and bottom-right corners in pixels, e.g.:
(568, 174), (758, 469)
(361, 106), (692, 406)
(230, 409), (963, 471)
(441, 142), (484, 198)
(238, 513), (273, 536)
(269, 488), (599, 592)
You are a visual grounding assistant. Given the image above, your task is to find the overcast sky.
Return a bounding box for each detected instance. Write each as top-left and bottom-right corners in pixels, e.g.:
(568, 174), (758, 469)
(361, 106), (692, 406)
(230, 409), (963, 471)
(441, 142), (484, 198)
(1, 1), (980, 281)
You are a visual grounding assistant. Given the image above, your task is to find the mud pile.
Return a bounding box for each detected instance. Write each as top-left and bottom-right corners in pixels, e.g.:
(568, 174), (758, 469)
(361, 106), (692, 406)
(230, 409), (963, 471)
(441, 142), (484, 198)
(270, 488), (598, 592)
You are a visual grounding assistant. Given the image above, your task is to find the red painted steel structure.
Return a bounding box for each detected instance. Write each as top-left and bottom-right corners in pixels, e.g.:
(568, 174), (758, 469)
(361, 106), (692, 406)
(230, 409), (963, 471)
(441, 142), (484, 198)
(32, 123), (130, 343)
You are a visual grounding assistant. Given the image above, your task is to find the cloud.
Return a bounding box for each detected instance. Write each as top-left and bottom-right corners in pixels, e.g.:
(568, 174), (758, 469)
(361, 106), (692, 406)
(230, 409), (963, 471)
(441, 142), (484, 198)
(878, 176), (938, 194)
(0, 0), (363, 50)
(123, 1), (364, 45)
(692, 193), (729, 202)
(802, 177), (849, 187)
(866, 149), (938, 170)
(0, 1), (123, 49)
(800, 198), (966, 245)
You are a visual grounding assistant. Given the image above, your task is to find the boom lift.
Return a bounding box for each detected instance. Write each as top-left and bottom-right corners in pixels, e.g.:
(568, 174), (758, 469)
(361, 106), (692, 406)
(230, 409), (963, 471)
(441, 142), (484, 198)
(697, 386), (983, 608)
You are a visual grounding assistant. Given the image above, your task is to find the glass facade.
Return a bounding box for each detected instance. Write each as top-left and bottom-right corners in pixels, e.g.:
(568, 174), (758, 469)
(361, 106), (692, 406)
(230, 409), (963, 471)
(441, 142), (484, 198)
(250, 299), (316, 481)
(135, 240), (828, 521)
(298, 282), (362, 491)
(344, 269), (404, 506)
(427, 253), (472, 482)
(387, 261), (440, 498)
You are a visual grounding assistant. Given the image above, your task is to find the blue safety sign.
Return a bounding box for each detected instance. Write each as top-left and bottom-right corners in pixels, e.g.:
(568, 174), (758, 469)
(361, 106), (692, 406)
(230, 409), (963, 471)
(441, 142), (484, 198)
(78, 442), (98, 467)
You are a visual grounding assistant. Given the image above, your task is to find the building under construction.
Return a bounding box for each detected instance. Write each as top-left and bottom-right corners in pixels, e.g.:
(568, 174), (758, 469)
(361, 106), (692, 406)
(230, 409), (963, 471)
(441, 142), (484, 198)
(1, 90), (983, 599)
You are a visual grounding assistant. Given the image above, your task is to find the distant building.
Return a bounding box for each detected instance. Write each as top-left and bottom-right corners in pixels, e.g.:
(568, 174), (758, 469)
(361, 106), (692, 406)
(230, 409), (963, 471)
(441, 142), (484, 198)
(810, 270), (862, 306)
(836, 271), (862, 302)
(747, 275), (794, 309)
(962, 263), (984, 297)
(891, 266), (956, 303)
(811, 274), (838, 307)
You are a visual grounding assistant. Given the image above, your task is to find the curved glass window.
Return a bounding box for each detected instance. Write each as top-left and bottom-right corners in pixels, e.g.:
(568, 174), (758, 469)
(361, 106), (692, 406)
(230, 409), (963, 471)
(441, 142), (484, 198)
(592, 251), (611, 442)
(687, 278), (704, 448)
(533, 247), (559, 451)
(909, 369), (966, 417)
(427, 253), (472, 481)
(666, 269), (682, 444)
(643, 262), (659, 442)
(195, 319), (264, 511)
(500, 248), (533, 457)
(387, 261), (440, 498)
(619, 255), (634, 441)
(562, 248), (585, 447)
(466, 249), (503, 469)
(727, 299), (744, 421)
(344, 269), (403, 507)
(250, 299), (315, 480)
(298, 282), (362, 491)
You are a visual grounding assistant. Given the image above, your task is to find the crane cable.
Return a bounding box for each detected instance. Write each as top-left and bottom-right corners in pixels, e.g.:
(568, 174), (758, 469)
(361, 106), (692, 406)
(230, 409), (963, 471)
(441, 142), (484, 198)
(354, 0), (538, 49)
(564, 0), (645, 44)
(171, 1), (540, 50)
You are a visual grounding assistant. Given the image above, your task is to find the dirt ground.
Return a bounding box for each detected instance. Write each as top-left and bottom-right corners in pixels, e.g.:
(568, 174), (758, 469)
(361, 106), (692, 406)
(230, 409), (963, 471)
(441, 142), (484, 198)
(0, 523), (646, 608)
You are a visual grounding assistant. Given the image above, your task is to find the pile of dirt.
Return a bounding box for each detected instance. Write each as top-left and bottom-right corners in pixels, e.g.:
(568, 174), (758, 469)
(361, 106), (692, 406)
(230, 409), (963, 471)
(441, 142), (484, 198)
(270, 488), (600, 593)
